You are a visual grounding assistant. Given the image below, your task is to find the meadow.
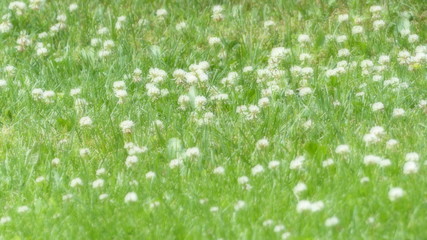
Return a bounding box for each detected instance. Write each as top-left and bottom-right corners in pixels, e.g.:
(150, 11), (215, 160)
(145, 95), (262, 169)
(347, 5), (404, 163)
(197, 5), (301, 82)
(0, 0), (426, 239)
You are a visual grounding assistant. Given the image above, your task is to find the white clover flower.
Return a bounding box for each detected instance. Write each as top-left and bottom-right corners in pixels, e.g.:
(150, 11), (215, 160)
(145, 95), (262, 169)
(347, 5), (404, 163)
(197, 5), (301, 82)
(386, 139), (398, 149)
(405, 152), (419, 162)
(234, 200), (246, 211)
(370, 5), (382, 13)
(9, 1), (27, 15)
(17, 206), (30, 213)
(169, 159), (183, 169)
(51, 158), (60, 166)
(322, 158), (334, 167)
(194, 96), (207, 109)
(274, 225), (285, 232)
(210, 206), (219, 212)
(62, 194), (73, 201)
(298, 87), (313, 96)
(96, 168), (106, 175)
(186, 147), (200, 159)
(268, 160), (280, 169)
(297, 34), (311, 44)
(372, 102), (384, 111)
(79, 148), (90, 157)
(256, 138), (269, 150)
(290, 156), (305, 170)
(208, 37), (221, 45)
(264, 20), (275, 28)
(263, 219), (274, 226)
(79, 116), (93, 127)
(338, 14), (349, 22)
(363, 155), (383, 165)
(156, 9), (168, 17)
(296, 200), (312, 213)
(403, 161), (419, 175)
(92, 179), (104, 188)
(70, 178), (83, 187)
(238, 176), (249, 184)
(35, 176), (45, 183)
(251, 164), (264, 175)
(408, 34), (419, 43)
(213, 166), (225, 175)
(338, 48), (350, 57)
(120, 120), (135, 134)
(392, 108), (405, 117)
(352, 26), (364, 35)
(282, 232), (291, 240)
(69, 3), (78, 12)
(124, 192), (138, 203)
(373, 20), (385, 30)
(336, 35), (347, 43)
(176, 21), (187, 30)
(146, 171), (156, 179)
(0, 216), (11, 224)
(293, 182), (307, 195)
(325, 216), (340, 227)
(388, 187), (405, 201)
(125, 155), (138, 168)
(335, 145), (350, 154)
(99, 193), (109, 200)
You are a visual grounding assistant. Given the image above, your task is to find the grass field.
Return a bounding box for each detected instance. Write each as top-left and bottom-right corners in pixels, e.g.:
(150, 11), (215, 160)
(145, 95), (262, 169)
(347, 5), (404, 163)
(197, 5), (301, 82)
(0, 0), (426, 239)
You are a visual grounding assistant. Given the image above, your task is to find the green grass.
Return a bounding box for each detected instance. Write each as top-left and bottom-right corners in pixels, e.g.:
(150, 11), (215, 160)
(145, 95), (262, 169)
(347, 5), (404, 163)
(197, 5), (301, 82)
(0, 0), (426, 239)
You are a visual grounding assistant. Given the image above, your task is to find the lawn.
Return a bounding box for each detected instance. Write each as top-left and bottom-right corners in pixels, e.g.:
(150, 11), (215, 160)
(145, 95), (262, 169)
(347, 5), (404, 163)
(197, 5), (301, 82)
(0, 0), (426, 239)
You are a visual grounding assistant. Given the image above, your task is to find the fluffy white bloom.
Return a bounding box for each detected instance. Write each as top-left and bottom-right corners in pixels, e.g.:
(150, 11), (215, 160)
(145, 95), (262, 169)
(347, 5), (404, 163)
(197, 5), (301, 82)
(372, 102), (384, 111)
(352, 26), (364, 34)
(392, 108), (405, 117)
(408, 34), (419, 43)
(335, 145), (350, 154)
(238, 176), (249, 184)
(0, 216), (11, 224)
(325, 216), (340, 227)
(146, 171), (156, 179)
(208, 37), (221, 45)
(386, 139), (398, 149)
(156, 9), (168, 17)
(298, 87), (313, 96)
(405, 152), (419, 162)
(297, 34), (311, 44)
(251, 164), (264, 175)
(213, 166), (225, 175)
(322, 158), (334, 167)
(256, 138), (269, 150)
(92, 179), (104, 188)
(120, 120), (135, 134)
(79, 148), (90, 157)
(268, 160), (280, 169)
(234, 200), (246, 211)
(338, 14), (349, 22)
(96, 168), (106, 175)
(79, 116), (93, 127)
(69, 3), (78, 12)
(388, 187), (405, 201)
(293, 182), (307, 194)
(290, 156), (305, 170)
(125, 155), (138, 168)
(17, 206), (30, 213)
(35, 176), (45, 183)
(51, 158), (60, 166)
(169, 159), (183, 169)
(403, 161), (419, 174)
(124, 192), (138, 203)
(186, 147), (200, 159)
(70, 178), (83, 187)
